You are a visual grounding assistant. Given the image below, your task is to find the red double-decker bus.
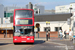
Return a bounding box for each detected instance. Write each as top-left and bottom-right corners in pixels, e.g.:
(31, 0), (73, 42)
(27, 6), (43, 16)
(13, 9), (34, 44)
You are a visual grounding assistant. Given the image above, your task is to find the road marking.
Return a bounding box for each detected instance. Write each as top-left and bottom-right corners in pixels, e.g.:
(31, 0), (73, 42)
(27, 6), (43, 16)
(25, 40), (45, 50)
(46, 42), (68, 50)
(26, 45), (35, 50)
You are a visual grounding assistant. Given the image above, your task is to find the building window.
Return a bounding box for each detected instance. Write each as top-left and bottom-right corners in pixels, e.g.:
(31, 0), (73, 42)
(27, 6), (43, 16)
(44, 27), (50, 32)
(35, 23), (40, 31)
(35, 23), (40, 28)
(55, 27), (62, 31)
(36, 11), (38, 14)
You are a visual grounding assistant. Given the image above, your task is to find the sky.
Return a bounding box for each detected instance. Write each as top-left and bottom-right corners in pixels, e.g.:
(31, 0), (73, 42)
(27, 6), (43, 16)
(0, 0), (75, 10)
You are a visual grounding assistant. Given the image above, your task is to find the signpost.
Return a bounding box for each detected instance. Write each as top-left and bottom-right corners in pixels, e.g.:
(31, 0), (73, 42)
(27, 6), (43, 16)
(67, 18), (71, 25)
(67, 18), (71, 30)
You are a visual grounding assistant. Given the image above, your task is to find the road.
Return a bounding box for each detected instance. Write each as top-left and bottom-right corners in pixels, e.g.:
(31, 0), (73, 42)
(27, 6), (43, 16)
(49, 39), (75, 50)
(0, 39), (67, 50)
(27, 42), (65, 50)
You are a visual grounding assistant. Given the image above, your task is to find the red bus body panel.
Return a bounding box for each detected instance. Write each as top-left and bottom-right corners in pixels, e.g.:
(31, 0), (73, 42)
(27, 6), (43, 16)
(13, 9), (34, 26)
(13, 9), (34, 43)
(13, 36), (34, 43)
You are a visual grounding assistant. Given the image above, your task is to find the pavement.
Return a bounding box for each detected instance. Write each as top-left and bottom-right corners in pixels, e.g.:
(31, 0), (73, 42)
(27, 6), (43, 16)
(0, 38), (75, 50)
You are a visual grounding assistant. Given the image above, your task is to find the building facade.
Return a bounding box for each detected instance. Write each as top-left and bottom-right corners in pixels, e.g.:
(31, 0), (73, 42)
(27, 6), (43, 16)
(0, 4), (4, 18)
(26, 2), (45, 14)
(45, 10), (55, 13)
(0, 4), (4, 24)
(0, 12), (73, 38)
(34, 13), (73, 38)
(55, 3), (75, 13)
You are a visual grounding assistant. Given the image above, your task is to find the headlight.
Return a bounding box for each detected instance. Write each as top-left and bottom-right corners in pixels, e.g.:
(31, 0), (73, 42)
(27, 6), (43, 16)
(15, 39), (17, 40)
(27, 38), (30, 40)
(31, 39), (33, 40)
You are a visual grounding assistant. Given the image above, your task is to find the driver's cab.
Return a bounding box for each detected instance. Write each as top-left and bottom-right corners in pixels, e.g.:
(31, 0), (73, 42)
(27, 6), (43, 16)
(19, 26), (33, 36)
(15, 26), (34, 36)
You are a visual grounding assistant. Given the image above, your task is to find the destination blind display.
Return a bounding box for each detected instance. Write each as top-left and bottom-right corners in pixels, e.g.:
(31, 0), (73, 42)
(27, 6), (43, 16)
(16, 19), (32, 25)
(20, 20), (28, 24)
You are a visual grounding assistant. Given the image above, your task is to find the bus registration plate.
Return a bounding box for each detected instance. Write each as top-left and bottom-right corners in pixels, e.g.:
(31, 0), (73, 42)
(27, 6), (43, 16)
(22, 41), (26, 42)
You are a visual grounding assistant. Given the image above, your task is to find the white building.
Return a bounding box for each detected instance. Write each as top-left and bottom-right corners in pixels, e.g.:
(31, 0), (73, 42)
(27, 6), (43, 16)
(34, 13), (72, 32)
(4, 6), (25, 12)
(0, 17), (13, 29)
(55, 3), (75, 13)
(26, 2), (45, 14)
(26, 2), (33, 9)
(0, 4), (4, 24)
(33, 5), (44, 14)
(33, 5), (40, 14)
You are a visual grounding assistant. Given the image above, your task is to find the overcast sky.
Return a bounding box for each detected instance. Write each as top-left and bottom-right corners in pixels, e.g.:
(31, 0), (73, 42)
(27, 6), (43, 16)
(0, 0), (75, 10)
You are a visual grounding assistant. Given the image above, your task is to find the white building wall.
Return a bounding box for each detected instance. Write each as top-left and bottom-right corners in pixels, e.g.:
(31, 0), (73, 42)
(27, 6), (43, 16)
(55, 3), (75, 13)
(0, 17), (13, 28)
(62, 22), (69, 32)
(35, 21), (69, 32)
(33, 5), (39, 14)
(37, 5), (44, 14)
(70, 3), (75, 13)
(4, 6), (23, 12)
(0, 23), (13, 28)
(33, 5), (44, 14)
(3, 18), (10, 24)
(55, 5), (70, 13)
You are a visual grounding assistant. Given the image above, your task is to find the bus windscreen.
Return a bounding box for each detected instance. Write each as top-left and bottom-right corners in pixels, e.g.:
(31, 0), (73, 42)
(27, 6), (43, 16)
(15, 10), (32, 18)
(14, 26), (34, 36)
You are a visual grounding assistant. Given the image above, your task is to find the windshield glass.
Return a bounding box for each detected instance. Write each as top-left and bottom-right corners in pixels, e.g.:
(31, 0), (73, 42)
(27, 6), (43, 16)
(16, 19), (32, 25)
(14, 26), (34, 36)
(15, 10), (32, 18)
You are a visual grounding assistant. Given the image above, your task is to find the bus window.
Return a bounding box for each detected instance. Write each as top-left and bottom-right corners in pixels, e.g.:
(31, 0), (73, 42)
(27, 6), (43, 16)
(15, 10), (32, 18)
(14, 26), (34, 36)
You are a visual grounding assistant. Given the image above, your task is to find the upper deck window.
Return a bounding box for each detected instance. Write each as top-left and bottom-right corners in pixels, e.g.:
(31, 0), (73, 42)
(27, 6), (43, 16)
(15, 10), (32, 18)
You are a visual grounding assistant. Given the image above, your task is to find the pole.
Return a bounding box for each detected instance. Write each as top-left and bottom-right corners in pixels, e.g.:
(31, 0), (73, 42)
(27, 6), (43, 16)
(46, 32), (48, 41)
(6, 23), (7, 38)
(49, 33), (50, 39)
(34, 27), (37, 38)
(49, 27), (50, 39)
(38, 33), (39, 38)
(58, 22), (60, 38)
(6, 29), (7, 38)
(69, 9), (71, 29)
(34, 29), (36, 38)
(73, 14), (75, 44)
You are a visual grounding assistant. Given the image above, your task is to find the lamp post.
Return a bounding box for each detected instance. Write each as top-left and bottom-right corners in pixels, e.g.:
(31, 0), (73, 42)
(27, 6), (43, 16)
(69, 7), (73, 29)
(69, 8), (73, 13)
(46, 21), (50, 41)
